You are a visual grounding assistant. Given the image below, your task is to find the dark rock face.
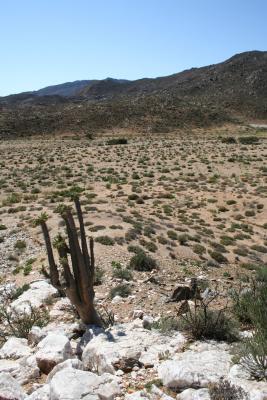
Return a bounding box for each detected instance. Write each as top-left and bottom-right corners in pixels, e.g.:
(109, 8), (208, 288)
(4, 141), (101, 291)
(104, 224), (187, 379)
(1, 51), (267, 136)
(167, 278), (201, 303)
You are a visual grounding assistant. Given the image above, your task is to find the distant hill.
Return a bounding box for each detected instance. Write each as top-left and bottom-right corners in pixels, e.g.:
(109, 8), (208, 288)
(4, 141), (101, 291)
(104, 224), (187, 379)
(1, 51), (266, 137)
(35, 80), (95, 97)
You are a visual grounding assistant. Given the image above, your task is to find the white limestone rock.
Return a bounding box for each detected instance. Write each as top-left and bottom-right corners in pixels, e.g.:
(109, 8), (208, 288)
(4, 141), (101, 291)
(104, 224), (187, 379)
(15, 355), (40, 385)
(131, 309), (144, 319)
(47, 358), (84, 382)
(49, 297), (73, 318)
(28, 326), (47, 345)
(27, 385), (50, 400)
(35, 333), (73, 374)
(111, 295), (124, 304)
(49, 367), (121, 400)
(11, 280), (57, 314)
(0, 359), (20, 374)
(229, 364), (267, 400)
(0, 337), (32, 360)
(177, 388), (211, 400)
(158, 342), (231, 390)
(125, 391), (149, 399)
(0, 372), (26, 400)
(82, 322), (186, 374)
(0, 356), (39, 385)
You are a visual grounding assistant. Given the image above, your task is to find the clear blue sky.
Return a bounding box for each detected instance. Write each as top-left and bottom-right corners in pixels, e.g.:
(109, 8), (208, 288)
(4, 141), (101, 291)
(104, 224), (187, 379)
(1, 0), (266, 96)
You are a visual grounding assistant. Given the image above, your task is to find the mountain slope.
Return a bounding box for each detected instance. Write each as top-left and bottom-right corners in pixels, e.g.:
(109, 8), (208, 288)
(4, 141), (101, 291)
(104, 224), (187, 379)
(0, 51), (266, 137)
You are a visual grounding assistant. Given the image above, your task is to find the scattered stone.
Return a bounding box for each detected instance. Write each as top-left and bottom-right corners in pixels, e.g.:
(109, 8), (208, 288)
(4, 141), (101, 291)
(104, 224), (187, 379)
(158, 342), (231, 390)
(82, 322), (186, 374)
(35, 333), (73, 374)
(177, 388), (211, 400)
(0, 337), (32, 360)
(47, 358), (84, 382)
(49, 367), (121, 400)
(0, 372), (25, 400)
(14, 355), (40, 385)
(27, 384), (50, 400)
(166, 279), (200, 303)
(111, 295), (124, 304)
(11, 280), (57, 314)
(131, 309), (144, 319)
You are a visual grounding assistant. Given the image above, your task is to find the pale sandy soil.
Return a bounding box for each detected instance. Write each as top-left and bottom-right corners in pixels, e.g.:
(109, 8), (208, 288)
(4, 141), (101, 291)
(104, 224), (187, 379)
(0, 125), (266, 318)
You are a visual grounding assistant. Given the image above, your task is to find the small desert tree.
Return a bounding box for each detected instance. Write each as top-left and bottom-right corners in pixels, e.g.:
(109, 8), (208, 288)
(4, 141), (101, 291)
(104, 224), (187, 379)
(34, 192), (101, 326)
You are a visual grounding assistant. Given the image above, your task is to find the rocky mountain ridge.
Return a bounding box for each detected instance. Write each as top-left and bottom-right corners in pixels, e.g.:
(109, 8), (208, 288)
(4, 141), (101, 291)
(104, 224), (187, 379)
(0, 51), (266, 136)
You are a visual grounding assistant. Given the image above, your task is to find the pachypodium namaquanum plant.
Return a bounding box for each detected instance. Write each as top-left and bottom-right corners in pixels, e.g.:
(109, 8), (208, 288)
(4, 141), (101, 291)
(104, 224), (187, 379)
(33, 188), (102, 326)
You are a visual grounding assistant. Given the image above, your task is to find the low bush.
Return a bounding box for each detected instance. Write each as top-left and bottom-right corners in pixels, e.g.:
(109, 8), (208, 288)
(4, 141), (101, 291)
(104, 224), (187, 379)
(179, 298), (238, 342)
(209, 380), (248, 399)
(238, 136), (259, 145)
(94, 266), (104, 285)
(129, 251), (157, 271)
(95, 235), (115, 246)
(107, 138), (128, 145)
(112, 261), (133, 281)
(209, 251), (228, 264)
(0, 304), (49, 341)
(239, 280), (267, 380)
(151, 316), (180, 335)
(221, 137), (237, 144)
(109, 283), (132, 298)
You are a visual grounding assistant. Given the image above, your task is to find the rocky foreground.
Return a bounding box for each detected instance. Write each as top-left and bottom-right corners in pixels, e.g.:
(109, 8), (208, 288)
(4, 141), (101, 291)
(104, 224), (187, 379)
(0, 279), (266, 400)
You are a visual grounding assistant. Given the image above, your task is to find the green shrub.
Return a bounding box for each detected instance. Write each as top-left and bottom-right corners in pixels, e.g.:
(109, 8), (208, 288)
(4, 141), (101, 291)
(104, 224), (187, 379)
(109, 283), (131, 298)
(0, 304), (49, 340)
(220, 235), (235, 246)
(231, 288), (253, 325)
(179, 300), (238, 342)
(237, 279), (267, 380)
(209, 251), (228, 264)
(209, 380), (248, 399)
(107, 138), (128, 145)
(94, 266), (104, 285)
(151, 316), (180, 335)
(95, 236), (115, 246)
(178, 234), (188, 245)
(11, 284), (30, 300)
(129, 251), (157, 271)
(193, 244), (206, 255)
(221, 136), (237, 144)
(167, 230), (178, 240)
(239, 136), (259, 145)
(112, 261), (133, 281)
(127, 245), (145, 254)
(14, 240), (26, 251)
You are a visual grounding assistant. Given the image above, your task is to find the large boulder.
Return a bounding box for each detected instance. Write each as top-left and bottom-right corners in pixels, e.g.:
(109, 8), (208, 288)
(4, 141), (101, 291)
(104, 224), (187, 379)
(11, 280), (57, 314)
(35, 333), (73, 374)
(27, 385), (50, 400)
(158, 342), (231, 390)
(0, 359), (20, 374)
(177, 388), (211, 400)
(229, 364), (267, 400)
(49, 367), (121, 400)
(125, 392), (150, 399)
(125, 386), (175, 400)
(14, 355), (40, 385)
(0, 356), (39, 385)
(47, 358), (84, 382)
(29, 322), (81, 345)
(82, 321), (186, 374)
(0, 337), (32, 359)
(0, 372), (25, 400)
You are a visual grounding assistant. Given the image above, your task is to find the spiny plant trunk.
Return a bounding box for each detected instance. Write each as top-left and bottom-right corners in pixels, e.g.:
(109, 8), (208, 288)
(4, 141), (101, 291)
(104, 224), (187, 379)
(36, 199), (102, 326)
(39, 221), (60, 289)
